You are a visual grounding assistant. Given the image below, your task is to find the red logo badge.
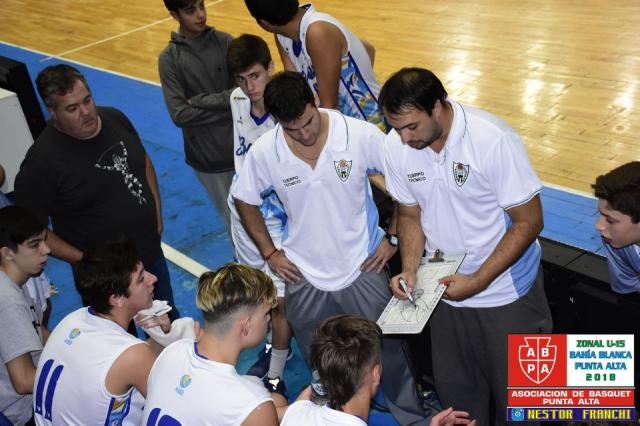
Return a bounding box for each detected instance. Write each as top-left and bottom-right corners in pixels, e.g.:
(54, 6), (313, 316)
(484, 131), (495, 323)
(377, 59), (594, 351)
(508, 335), (566, 387)
(518, 337), (556, 384)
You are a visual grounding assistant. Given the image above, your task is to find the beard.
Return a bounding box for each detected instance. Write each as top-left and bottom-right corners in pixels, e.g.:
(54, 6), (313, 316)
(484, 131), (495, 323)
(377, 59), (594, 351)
(406, 125), (443, 150)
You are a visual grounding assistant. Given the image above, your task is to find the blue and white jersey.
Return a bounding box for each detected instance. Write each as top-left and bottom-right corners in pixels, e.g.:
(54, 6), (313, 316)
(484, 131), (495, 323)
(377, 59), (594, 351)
(228, 88), (286, 288)
(231, 87), (277, 174)
(384, 99), (543, 308)
(604, 242), (640, 294)
(33, 308), (145, 425)
(232, 109), (386, 291)
(277, 4), (386, 133)
(142, 340), (272, 426)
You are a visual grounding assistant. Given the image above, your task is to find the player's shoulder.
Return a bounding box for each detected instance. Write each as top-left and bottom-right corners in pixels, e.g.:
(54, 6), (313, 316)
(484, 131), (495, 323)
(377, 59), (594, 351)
(98, 106), (128, 123)
(237, 374), (272, 398)
(249, 126), (279, 155)
(0, 278), (27, 310)
(230, 87), (249, 104)
(115, 339), (154, 369)
(463, 102), (516, 138)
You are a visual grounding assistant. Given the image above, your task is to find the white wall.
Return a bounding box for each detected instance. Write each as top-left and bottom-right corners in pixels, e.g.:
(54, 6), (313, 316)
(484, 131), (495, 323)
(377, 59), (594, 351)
(0, 87), (33, 193)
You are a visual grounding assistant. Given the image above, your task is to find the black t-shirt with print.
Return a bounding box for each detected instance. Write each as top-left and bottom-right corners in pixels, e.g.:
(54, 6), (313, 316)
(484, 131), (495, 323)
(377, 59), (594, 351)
(15, 107), (161, 266)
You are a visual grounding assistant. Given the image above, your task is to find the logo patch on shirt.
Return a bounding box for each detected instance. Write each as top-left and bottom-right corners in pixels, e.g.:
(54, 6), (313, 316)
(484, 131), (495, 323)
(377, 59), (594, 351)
(334, 159), (352, 182)
(453, 162), (470, 187)
(175, 374), (192, 396)
(64, 327), (81, 345)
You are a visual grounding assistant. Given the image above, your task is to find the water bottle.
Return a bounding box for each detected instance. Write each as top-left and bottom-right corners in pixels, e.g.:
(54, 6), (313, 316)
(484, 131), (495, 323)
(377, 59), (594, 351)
(310, 369), (328, 406)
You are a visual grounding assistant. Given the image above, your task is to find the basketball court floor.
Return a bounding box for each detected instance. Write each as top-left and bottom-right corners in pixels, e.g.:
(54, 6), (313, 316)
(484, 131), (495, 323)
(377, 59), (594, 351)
(1, 1), (639, 423)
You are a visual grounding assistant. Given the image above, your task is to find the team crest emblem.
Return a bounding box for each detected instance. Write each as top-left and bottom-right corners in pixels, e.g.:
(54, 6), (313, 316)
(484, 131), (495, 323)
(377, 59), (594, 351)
(452, 162), (469, 187)
(518, 337), (557, 384)
(334, 159), (352, 182)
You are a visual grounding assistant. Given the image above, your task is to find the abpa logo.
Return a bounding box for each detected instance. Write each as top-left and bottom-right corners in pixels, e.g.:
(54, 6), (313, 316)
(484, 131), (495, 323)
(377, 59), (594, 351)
(518, 337), (557, 384)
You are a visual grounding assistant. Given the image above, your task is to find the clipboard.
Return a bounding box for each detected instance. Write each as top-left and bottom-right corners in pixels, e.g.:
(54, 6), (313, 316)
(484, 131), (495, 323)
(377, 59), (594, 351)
(376, 252), (465, 334)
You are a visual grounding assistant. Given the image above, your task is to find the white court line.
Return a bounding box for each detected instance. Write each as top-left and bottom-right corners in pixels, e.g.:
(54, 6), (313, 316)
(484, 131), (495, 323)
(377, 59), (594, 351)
(161, 242), (211, 278)
(0, 40), (161, 86)
(543, 182), (594, 199)
(39, 0), (225, 62)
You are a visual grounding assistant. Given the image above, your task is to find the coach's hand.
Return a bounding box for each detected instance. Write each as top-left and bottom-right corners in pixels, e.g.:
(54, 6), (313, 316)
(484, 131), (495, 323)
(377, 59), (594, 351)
(441, 273), (485, 301)
(361, 237), (397, 273)
(268, 250), (302, 284)
(389, 271), (417, 300)
(430, 406), (476, 425)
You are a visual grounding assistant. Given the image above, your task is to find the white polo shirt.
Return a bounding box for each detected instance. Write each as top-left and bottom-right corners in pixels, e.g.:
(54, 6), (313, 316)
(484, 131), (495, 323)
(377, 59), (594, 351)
(384, 100), (542, 308)
(232, 109), (385, 291)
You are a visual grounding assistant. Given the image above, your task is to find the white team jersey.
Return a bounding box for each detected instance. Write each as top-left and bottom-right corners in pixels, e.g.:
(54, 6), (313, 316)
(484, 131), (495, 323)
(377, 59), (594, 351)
(228, 88), (286, 293)
(384, 99), (543, 308)
(277, 3), (386, 132)
(33, 308), (145, 425)
(142, 339), (272, 425)
(281, 400), (367, 426)
(231, 87), (277, 173)
(232, 109), (386, 291)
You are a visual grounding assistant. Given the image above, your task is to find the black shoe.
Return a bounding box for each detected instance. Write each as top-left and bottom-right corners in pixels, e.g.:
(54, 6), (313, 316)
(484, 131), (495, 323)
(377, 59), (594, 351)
(246, 344), (294, 379)
(264, 376), (288, 399)
(420, 389), (443, 415)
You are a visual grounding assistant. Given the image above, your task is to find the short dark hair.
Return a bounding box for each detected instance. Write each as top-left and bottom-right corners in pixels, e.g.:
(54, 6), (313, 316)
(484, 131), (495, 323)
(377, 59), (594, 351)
(196, 263), (277, 336)
(74, 238), (141, 314)
(592, 161), (640, 223)
(0, 206), (47, 252)
(379, 67), (448, 116)
(264, 71), (314, 122)
(244, 0), (299, 26)
(36, 64), (89, 109)
(311, 315), (383, 409)
(163, 0), (199, 13)
(227, 34), (272, 76)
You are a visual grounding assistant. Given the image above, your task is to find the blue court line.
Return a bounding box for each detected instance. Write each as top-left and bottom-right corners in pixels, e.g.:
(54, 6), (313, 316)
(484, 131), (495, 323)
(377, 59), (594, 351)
(0, 41), (606, 425)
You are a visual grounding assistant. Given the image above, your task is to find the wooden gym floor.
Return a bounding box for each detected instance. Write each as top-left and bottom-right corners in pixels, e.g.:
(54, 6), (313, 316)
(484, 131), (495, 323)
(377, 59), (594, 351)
(2, 0), (639, 193)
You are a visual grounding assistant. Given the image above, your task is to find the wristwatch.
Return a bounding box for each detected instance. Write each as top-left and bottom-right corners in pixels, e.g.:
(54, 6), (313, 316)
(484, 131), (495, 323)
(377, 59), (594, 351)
(386, 232), (399, 247)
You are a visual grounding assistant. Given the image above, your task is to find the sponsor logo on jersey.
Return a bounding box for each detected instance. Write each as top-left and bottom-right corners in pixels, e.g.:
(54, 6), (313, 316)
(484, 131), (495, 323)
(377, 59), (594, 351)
(334, 159), (352, 182)
(175, 374), (192, 396)
(64, 327), (81, 345)
(236, 136), (252, 157)
(453, 162), (470, 187)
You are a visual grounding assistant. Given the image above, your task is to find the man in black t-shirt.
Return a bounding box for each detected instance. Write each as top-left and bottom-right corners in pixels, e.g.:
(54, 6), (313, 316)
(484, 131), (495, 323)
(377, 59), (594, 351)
(15, 64), (178, 319)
